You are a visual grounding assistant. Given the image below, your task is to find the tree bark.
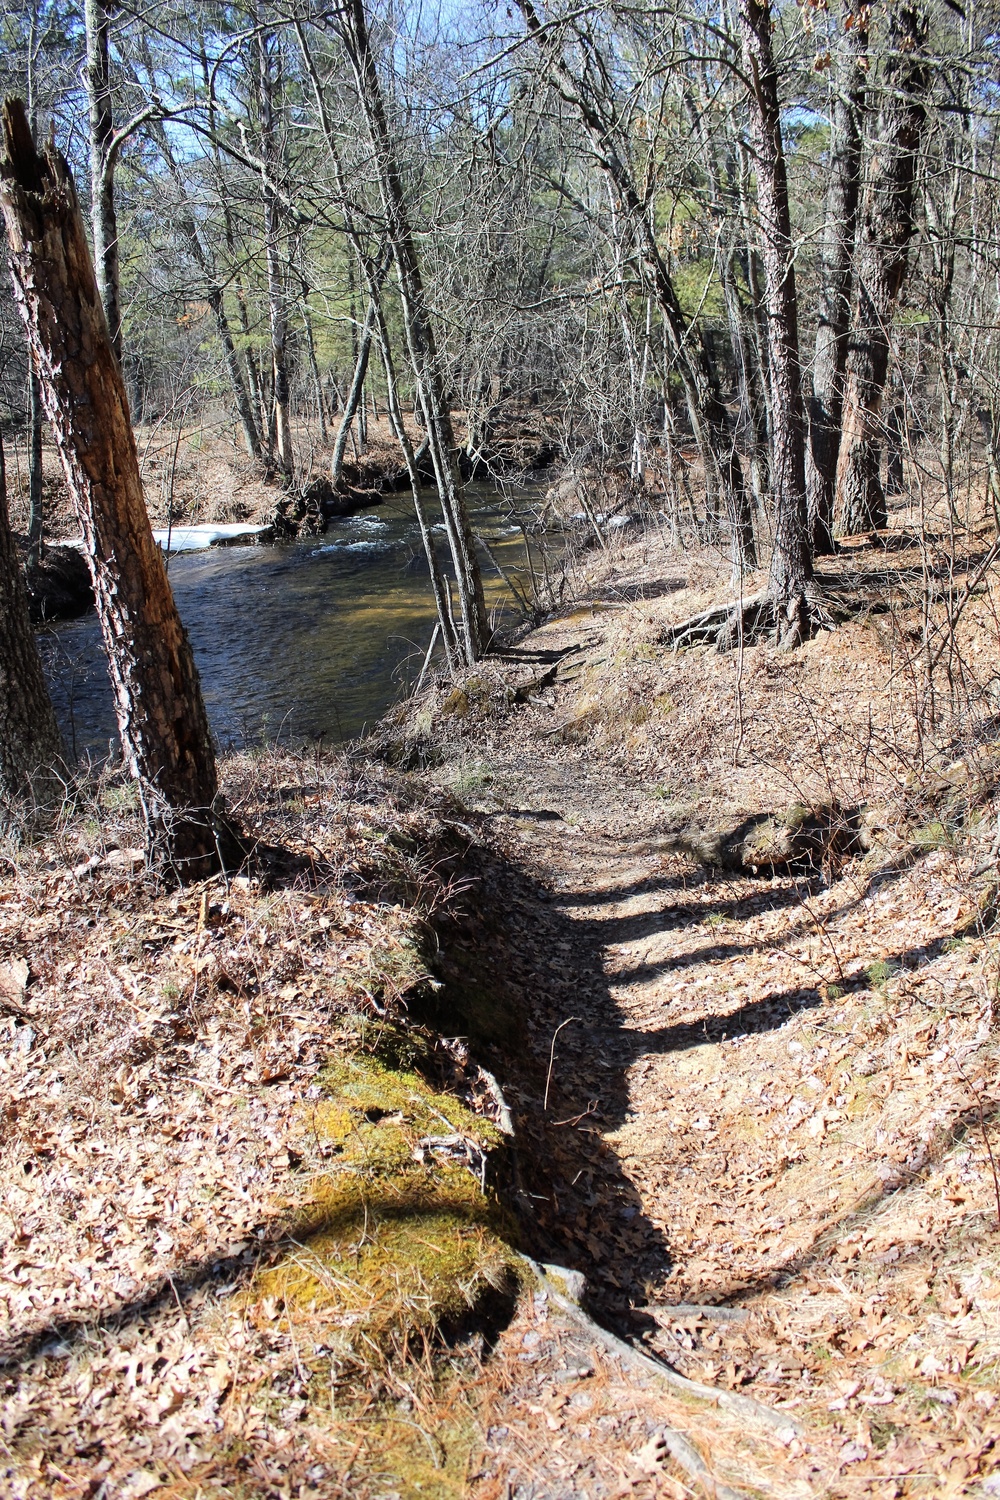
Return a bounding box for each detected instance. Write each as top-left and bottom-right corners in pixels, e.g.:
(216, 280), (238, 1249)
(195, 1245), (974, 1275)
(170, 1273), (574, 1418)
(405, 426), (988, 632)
(0, 100), (228, 877)
(84, 0), (122, 363)
(836, 5), (930, 536)
(806, 6), (867, 554)
(331, 291), (378, 481)
(0, 430), (64, 822)
(255, 29), (294, 479)
(27, 367), (43, 576)
(738, 0), (812, 645)
(375, 300), (460, 673)
(683, 86), (762, 563)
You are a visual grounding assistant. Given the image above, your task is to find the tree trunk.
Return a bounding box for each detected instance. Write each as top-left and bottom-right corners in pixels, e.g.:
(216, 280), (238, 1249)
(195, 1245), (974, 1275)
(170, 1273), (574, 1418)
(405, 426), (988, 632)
(0, 430), (64, 822)
(375, 301), (460, 672)
(300, 286), (329, 446)
(255, 29), (293, 478)
(738, 0), (812, 645)
(27, 367), (43, 576)
(210, 288), (264, 462)
(84, 0), (122, 363)
(683, 85), (762, 563)
(515, 0), (755, 570)
(0, 100), (229, 878)
(338, 0), (489, 663)
(331, 291), (377, 481)
(807, 6), (867, 554)
(836, 4), (930, 536)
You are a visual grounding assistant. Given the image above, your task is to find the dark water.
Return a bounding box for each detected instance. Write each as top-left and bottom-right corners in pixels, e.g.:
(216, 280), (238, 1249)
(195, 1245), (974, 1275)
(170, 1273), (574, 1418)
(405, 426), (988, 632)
(39, 490), (539, 758)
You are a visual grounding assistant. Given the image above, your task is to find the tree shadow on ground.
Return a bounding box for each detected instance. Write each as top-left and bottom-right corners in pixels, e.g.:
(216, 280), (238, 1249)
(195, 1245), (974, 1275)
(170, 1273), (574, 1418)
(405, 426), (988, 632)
(411, 820), (974, 1331)
(409, 834), (674, 1321)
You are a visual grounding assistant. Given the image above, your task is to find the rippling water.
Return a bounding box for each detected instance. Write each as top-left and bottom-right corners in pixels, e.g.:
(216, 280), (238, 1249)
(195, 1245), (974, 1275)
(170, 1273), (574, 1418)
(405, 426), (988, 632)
(40, 489), (539, 758)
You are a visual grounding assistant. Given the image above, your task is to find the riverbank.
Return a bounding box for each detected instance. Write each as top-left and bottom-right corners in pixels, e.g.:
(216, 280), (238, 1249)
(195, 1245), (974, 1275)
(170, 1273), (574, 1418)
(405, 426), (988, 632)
(5, 517), (1000, 1497)
(401, 520), (1000, 1496)
(4, 405), (560, 550)
(0, 749), (525, 1498)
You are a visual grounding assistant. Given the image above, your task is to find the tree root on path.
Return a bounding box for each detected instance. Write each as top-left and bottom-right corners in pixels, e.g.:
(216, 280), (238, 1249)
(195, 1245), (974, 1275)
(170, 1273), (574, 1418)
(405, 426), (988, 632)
(520, 1255), (802, 1498)
(662, 583), (844, 652)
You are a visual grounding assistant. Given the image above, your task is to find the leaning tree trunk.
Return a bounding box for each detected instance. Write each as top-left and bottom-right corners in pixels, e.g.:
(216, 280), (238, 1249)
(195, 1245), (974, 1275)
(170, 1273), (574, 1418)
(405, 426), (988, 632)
(375, 300), (460, 673)
(338, 0), (489, 663)
(738, 0), (813, 646)
(836, 4), (930, 537)
(331, 290), (378, 482)
(806, 5), (867, 554)
(0, 100), (229, 878)
(0, 430), (64, 823)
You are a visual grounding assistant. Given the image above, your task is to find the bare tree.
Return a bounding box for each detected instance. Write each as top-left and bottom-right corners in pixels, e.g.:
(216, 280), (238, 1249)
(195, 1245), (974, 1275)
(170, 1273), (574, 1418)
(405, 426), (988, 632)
(84, 0), (123, 361)
(836, 4), (930, 536)
(330, 0), (490, 662)
(806, 4), (867, 554)
(737, 0), (812, 644)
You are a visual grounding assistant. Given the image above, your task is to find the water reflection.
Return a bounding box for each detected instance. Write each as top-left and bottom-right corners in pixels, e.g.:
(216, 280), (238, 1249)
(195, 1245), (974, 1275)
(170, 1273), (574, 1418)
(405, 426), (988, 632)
(40, 491), (539, 758)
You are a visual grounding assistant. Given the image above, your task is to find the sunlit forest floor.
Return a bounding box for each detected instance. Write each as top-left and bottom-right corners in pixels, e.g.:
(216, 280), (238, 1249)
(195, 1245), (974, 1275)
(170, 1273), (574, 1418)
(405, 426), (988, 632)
(5, 504), (1000, 1497)
(400, 513), (1000, 1496)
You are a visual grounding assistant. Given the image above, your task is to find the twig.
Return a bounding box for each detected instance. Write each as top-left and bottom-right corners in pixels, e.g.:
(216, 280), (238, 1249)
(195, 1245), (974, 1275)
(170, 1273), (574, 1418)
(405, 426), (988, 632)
(544, 1016), (579, 1111)
(552, 1098), (600, 1127)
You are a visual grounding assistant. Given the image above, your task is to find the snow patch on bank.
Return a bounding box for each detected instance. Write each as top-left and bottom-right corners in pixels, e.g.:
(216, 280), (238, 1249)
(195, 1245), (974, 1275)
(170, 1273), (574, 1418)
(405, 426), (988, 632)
(152, 523), (274, 553)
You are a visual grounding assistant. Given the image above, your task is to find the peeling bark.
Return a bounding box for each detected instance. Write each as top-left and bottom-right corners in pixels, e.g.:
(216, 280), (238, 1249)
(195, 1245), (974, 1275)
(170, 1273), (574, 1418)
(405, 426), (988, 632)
(0, 99), (230, 877)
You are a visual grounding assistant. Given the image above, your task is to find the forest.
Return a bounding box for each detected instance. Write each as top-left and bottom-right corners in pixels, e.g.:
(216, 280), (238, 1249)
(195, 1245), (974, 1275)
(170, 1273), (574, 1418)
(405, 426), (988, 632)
(3, 0), (1000, 1495)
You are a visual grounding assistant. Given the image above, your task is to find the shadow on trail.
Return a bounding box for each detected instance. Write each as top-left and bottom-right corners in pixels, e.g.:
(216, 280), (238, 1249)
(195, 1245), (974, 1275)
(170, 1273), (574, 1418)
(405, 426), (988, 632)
(413, 818), (969, 1328)
(412, 834), (674, 1320)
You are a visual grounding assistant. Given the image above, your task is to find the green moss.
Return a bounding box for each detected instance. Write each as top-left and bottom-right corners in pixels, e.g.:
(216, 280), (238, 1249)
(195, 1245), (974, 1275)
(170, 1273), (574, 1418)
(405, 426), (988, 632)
(912, 819), (955, 851)
(321, 1051), (503, 1151)
(249, 1049), (516, 1370)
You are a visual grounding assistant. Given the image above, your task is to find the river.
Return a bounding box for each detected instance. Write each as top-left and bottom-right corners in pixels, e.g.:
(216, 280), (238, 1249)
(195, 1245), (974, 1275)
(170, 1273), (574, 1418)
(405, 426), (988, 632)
(39, 488), (541, 758)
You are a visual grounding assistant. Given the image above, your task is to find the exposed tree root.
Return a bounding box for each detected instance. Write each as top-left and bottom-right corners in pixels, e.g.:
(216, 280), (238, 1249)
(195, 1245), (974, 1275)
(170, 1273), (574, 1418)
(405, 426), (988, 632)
(662, 582), (844, 651)
(664, 800), (871, 875)
(521, 1255), (801, 1499)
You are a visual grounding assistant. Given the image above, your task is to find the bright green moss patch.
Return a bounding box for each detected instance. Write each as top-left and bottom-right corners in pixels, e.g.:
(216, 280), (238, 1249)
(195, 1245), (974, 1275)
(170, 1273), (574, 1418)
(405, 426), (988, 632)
(320, 1049), (504, 1152)
(249, 1047), (517, 1371)
(256, 1166), (515, 1359)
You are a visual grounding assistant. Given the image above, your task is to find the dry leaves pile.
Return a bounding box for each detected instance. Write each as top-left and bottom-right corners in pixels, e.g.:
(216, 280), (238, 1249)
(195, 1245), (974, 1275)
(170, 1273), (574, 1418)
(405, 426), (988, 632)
(0, 750), (486, 1498)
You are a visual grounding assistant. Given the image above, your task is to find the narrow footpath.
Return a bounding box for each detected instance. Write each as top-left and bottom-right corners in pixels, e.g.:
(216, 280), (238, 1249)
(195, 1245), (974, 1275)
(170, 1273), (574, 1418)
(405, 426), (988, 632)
(410, 587), (1000, 1498)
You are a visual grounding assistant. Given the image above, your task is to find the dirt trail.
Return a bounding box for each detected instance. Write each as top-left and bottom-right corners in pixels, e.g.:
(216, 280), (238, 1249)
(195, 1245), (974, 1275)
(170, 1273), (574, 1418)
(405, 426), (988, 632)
(419, 590), (1000, 1497)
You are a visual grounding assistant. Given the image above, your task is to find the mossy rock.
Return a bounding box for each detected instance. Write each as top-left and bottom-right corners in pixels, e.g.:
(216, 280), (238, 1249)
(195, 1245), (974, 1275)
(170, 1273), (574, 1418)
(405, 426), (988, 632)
(248, 1050), (516, 1372)
(672, 801), (870, 874)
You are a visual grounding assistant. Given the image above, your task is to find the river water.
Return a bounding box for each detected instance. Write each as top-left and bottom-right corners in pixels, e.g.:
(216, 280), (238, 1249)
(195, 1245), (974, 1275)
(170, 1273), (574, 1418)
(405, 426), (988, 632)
(40, 489), (540, 758)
